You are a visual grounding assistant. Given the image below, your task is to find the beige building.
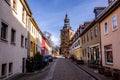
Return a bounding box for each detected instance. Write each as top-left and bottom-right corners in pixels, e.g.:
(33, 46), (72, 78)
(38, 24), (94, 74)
(0, 0), (31, 79)
(80, 21), (101, 67)
(99, 0), (120, 70)
(80, 6), (106, 66)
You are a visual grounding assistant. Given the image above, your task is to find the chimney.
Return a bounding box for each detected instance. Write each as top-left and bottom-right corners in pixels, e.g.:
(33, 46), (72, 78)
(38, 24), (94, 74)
(84, 21), (91, 27)
(108, 0), (113, 4)
(79, 24), (84, 29)
(94, 7), (106, 19)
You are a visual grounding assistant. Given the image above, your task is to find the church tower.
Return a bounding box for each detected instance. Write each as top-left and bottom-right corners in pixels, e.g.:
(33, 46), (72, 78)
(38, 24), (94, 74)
(60, 14), (74, 58)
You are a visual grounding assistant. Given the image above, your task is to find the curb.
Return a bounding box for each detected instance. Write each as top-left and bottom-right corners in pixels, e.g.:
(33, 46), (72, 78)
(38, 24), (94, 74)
(76, 64), (98, 80)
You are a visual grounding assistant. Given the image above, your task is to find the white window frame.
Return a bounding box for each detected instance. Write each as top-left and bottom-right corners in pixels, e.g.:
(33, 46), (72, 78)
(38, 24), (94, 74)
(104, 44), (113, 64)
(104, 22), (108, 35)
(112, 15), (117, 31)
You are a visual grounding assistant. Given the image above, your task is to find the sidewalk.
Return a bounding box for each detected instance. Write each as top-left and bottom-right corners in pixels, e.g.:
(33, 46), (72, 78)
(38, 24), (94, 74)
(7, 60), (55, 80)
(7, 69), (43, 80)
(76, 63), (112, 80)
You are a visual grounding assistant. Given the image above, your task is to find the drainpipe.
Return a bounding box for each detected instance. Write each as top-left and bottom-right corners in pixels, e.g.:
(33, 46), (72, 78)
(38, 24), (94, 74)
(99, 22), (103, 68)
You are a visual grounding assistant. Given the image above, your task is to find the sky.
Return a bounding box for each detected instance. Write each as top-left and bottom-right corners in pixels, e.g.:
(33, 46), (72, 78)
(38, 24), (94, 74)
(27, 0), (108, 46)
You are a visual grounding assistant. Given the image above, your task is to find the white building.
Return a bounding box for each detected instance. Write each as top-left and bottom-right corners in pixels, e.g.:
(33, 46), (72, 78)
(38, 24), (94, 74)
(0, 0), (31, 79)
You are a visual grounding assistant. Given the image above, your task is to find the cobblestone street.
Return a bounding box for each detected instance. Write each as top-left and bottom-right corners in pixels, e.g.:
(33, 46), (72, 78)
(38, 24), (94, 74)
(11, 58), (98, 80)
(52, 59), (95, 80)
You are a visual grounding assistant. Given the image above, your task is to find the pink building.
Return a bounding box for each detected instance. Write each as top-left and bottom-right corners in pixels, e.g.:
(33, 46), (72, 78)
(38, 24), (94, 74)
(100, 0), (120, 70)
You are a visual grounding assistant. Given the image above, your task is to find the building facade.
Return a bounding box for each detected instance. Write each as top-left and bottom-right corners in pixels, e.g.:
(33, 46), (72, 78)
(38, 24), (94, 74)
(70, 27), (82, 59)
(81, 21), (102, 67)
(99, 0), (120, 70)
(0, 0), (31, 79)
(28, 18), (42, 58)
(60, 14), (73, 58)
(0, 0), (48, 79)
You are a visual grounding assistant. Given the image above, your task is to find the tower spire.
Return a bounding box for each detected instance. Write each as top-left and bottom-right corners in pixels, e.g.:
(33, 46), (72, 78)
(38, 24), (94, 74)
(64, 13), (71, 29)
(65, 11), (68, 18)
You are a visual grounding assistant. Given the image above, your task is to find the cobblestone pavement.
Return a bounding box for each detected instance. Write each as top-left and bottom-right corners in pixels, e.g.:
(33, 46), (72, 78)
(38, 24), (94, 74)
(10, 59), (97, 80)
(13, 60), (55, 80)
(52, 58), (95, 80)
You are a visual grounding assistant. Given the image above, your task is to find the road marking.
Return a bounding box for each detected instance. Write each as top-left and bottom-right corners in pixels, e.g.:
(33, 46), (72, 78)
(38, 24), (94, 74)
(43, 59), (58, 80)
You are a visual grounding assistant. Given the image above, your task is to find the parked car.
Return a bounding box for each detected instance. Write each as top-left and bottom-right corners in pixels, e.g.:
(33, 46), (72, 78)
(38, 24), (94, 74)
(42, 56), (49, 65)
(47, 55), (53, 62)
(76, 58), (84, 65)
(33, 61), (46, 70)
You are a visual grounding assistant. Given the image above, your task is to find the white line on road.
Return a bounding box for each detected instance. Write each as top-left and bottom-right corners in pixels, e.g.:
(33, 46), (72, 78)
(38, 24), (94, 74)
(43, 59), (58, 80)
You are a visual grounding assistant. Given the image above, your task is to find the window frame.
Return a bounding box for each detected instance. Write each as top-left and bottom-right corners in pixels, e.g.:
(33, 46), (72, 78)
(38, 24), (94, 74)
(11, 28), (16, 45)
(1, 64), (7, 76)
(104, 44), (113, 65)
(21, 35), (24, 47)
(12, 0), (17, 11)
(25, 38), (28, 49)
(9, 63), (13, 74)
(104, 22), (108, 35)
(1, 22), (8, 42)
(94, 26), (98, 37)
(22, 8), (25, 23)
(90, 30), (93, 39)
(87, 33), (89, 41)
(112, 15), (117, 31)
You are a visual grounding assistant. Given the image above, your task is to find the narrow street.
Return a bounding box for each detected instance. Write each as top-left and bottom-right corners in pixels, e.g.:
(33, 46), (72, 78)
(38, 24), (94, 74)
(14, 58), (95, 80)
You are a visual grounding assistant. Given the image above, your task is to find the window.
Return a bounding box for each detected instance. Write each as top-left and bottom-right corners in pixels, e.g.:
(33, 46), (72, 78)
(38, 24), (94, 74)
(82, 49), (84, 57)
(29, 22), (31, 31)
(1, 64), (7, 76)
(13, 0), (17, 10)
(112, 16), (117, 30)
(81, 37), (83, 44)
(26, 14), (28, 26)
(21, 35), (24, 47)
(25, 38), (28, 48)
(1, 22), (8, 41)
(9, 63), (13, 73)
(104, 22), (108, 34)
(11, 28), (16, 44)
(22, 8), (25, 23)
(87, 33), (89, 41)
(90, 30), (93, 39)
(85, 48), (87, 57)
(104, 44), (113, 64)
(78, 40), (80, 45)
(32, 26), (33, 33)
(94, 27), (98, 37)
(84, 36), (86, 43)
(30, 41), (33, 51)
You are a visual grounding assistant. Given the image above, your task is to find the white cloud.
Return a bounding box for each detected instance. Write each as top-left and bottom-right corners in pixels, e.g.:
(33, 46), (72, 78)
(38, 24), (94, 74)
(51, 35), (60, 46)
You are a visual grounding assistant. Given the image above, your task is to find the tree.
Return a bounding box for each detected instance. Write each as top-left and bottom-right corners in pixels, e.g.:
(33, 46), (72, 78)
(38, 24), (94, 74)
(34, 52), (43, 61)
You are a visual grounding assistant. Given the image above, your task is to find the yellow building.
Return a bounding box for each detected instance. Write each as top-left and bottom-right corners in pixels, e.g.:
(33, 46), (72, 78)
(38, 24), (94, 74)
(28, 18), (41, 58)
(70, 27), (82, 59)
